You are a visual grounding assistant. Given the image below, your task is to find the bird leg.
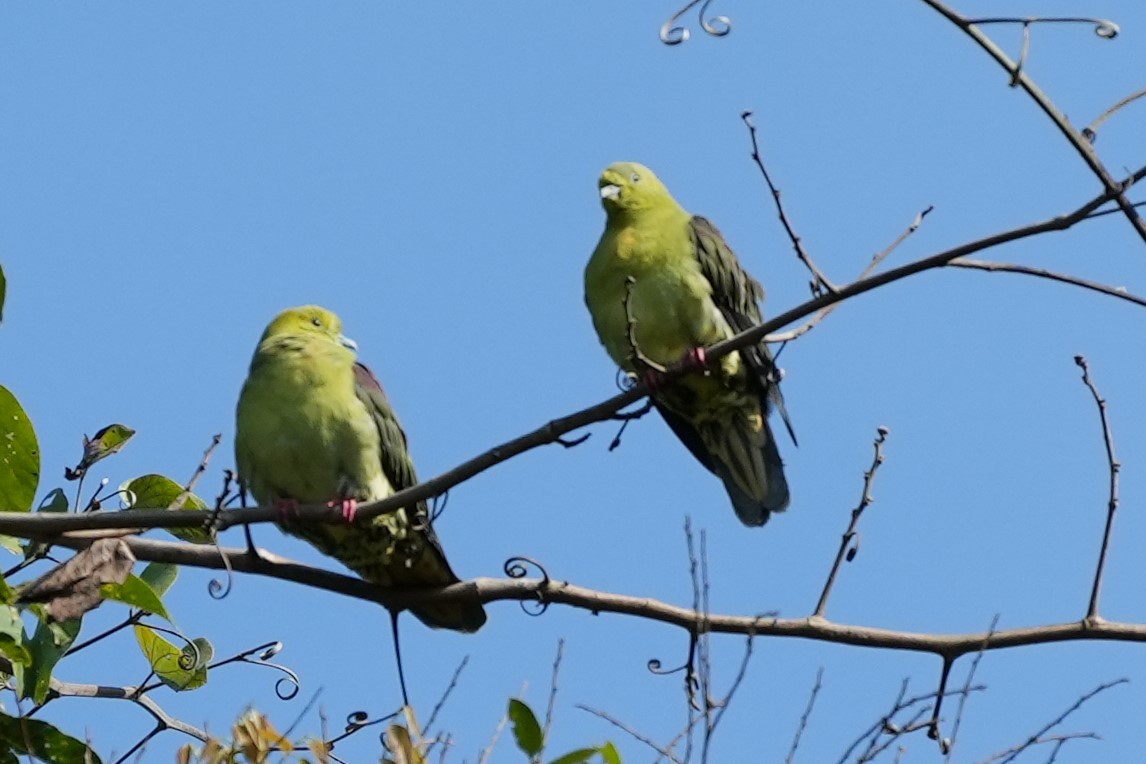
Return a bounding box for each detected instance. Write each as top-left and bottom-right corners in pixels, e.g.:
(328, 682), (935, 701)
(679, 346), (708, 372)
(638, 347), (709, 391)
(329, 498), (358, 523)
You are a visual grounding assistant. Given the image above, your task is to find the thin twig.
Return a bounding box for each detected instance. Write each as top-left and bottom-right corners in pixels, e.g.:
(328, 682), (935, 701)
(741, 111), (837, 295)
(924, 658), (956, 752)
(977, 733), (1099, 764)
(424, 655), (469, 737)
(770, 205), (934, 342)
(785, 667), (824, 764)
(948, 259), (1146, 309)
(576, 705), (682, 763)
(814, 426), (890, 617)
(981, 679), (1126, 764)
(1074, 356), (1121, 622)
(921, 1), (1146, 244)
(542, 639), (564, 743)
(945, 615), (1000, 762)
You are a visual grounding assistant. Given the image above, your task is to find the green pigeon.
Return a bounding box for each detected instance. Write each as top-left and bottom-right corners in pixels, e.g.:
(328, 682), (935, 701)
(235, 305), (486, 632)
(584, 162), (795, 526)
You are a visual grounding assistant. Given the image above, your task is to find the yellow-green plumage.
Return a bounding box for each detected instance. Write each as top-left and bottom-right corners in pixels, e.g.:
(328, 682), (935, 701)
(585, 162), (793, 526)
(235, 306), (485, 631)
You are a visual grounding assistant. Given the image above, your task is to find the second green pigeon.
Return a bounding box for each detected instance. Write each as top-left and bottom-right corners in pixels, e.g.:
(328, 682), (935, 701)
(584, 162), (795, 527)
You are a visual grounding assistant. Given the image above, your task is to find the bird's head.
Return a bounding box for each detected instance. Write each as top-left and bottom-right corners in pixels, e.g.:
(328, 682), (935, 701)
(258, 305), (358, 354)
(597, 162), (673, 216)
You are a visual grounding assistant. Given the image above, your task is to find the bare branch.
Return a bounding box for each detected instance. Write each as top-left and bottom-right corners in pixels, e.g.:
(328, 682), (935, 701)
(976, 679), (1126, 764)
(785, 667), (824, 764)
(945, 615), (1000, 761)
(920, 1), (1146, 244)
(41, 535), (1146, 663)
(1074, 356), (1121, 622)
(814, 426), (890, 618)
(948, 259), (1146, 308)
(768, 205), (933, 343)
(742, 111), (837, 295)
(576, 704), (682, 763)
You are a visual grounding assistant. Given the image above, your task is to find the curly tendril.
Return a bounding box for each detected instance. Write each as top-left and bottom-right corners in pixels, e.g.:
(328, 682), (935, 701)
(660, 0), (731, 45)
(504, 555), (551, 616)
(969, 16), (1119, 39)
(207, 538), (235, 600)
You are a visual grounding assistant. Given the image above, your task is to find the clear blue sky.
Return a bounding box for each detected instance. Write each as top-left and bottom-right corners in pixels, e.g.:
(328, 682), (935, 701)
(2, 2), (1146, 761)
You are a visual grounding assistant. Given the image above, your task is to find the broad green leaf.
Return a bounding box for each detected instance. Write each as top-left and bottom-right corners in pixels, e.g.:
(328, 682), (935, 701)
(0, 710), (101, 763)
(547, 749), (600, 764)
(101, 573), (171, 621)
(508, 698), (544, 757)
(598, 742), (621, 764)
(140, 561), (178, 597)
(22, 488), (70, 560)
(0, 386), (39, 512)
(134, 625), (209, 691)
(0, 536), (20, 556)
(65, 423), (135, 481)
(120, 474), (212, 544)
(0, 570), (13, 604)
(0, 604), (29, 666)
(15, 614), (80, 703)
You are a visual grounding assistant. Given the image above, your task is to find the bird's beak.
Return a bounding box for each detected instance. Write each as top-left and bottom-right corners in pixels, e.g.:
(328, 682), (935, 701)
(599, 184), (621, 200)
(339, 334), (358, 353)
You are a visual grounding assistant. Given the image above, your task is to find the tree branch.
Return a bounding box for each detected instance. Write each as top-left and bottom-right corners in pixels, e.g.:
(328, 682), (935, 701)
(919, 1), (1146, 244)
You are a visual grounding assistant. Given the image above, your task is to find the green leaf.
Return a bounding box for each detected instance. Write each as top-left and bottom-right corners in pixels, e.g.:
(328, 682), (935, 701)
(0, 386), (40, 512)
(547, 749), (600, 764)
(120, 474), (212, 544)
(22, 488), (71, 560)
(133, 625), (209, 691)
(140, 562), (178, 597)
(101, 573), (171, 621)
(598, 742), (621, 764)
(65, 423), (135, 481)
(508, 698), (544, 758)
(0, 603), (30, 666)
(0, 710), (101, 763)
(14, 614), (80, 703)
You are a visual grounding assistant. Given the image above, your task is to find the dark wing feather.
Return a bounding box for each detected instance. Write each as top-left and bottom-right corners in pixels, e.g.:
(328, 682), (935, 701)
(352, 362), (486, 632)
(689, 216), (796, 445)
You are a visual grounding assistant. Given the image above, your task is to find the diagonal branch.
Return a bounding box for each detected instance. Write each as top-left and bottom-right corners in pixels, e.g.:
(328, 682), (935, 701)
(0, 165), (1140, 538)
(919, 1), (1146, 244)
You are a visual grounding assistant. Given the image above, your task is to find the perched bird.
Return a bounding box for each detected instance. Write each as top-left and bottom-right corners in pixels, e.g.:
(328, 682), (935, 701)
(235, 305), (486, 632)
(584, 162), (795, 526)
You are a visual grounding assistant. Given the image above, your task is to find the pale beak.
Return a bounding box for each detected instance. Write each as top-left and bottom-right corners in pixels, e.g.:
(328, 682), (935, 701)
(339, 334), (358, 353)
(599, 184), (621, 200)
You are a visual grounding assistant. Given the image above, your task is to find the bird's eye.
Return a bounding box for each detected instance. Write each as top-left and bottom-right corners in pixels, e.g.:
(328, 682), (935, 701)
(311, 318), (323, 328)
(630, 172), (641, 182)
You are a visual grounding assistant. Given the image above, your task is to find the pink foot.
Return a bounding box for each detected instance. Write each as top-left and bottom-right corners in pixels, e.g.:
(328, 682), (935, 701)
(679, 346), (708, 372)
(274, 498), (300, 523)
(328, 498), (358, 523)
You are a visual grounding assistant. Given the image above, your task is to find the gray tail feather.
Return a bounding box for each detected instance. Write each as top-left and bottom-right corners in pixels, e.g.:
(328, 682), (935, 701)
(409, 598), (487, 633)
(708, 418), (790, 527)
